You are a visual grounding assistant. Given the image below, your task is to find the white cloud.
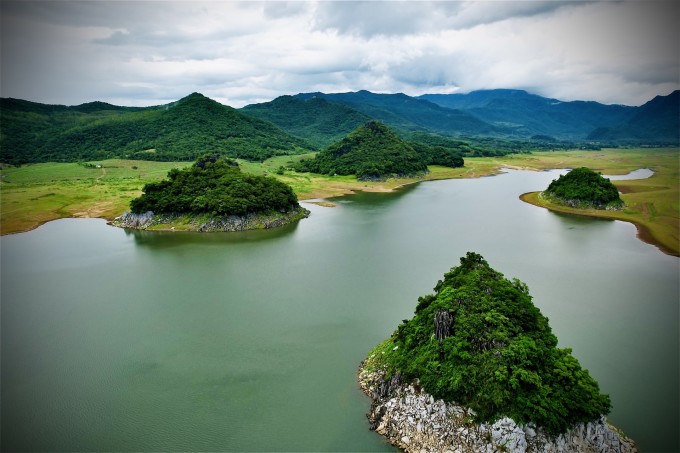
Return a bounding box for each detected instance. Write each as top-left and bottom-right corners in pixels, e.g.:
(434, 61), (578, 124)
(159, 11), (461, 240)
(1, 1), (677, 107)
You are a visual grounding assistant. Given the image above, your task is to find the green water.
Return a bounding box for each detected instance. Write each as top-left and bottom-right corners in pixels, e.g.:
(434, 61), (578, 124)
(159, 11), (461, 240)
(2, 169), (678, 452)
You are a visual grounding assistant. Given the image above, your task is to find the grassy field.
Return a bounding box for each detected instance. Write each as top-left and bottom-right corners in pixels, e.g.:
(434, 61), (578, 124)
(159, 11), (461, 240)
(1, 148), (678, 256)
(0, 160), (192, 235)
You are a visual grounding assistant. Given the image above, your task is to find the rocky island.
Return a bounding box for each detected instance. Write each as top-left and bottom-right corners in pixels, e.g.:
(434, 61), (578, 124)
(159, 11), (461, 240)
(111, 155), (309, 232)
(359, 253), (636, 452)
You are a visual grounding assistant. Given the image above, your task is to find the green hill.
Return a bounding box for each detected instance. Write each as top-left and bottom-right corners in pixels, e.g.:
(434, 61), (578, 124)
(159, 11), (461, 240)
(241, 95), (371, 148)
(420, 89), (634, 140)
(365, 252), (611, 434)
(295, 91), (501, 137)
(130, 155), (303, 217)
(295, 121), (428, 180)
(544, 167), (623, 209)
(0, 93), (314, 164)
(587, 91), (679, 144)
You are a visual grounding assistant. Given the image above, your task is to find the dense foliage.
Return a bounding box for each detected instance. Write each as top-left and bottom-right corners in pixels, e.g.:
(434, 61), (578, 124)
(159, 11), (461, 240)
(295, 90), (500, 137)
(241, 95), (371, 148)
(545, 167), (623, 209)
(0, 93), (313, 164)
(375, 253), (611, 434)
(295, 121), (429, 180)
(130, 155), (301, 216)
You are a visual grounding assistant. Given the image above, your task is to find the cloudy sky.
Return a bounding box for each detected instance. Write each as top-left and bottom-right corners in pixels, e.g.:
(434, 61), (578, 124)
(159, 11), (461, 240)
(1, 1), (678, 108)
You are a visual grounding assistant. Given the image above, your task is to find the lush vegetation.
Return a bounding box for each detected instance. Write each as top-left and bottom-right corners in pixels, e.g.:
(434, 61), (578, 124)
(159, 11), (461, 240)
(544, 167), (623, 209)
(3, 149), (676, 256)
(0, 93), (313, 164)
(295, 90), (500, 137)
(420, 89), (679, 144)
(370, 252), (611, 434)
(130, 155), (301, 216)
(294, 121), (429, 180)
(241, 95), (371, 148)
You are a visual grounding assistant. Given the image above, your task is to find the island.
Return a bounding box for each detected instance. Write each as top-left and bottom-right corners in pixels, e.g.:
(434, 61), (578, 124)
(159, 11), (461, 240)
(358, 252), (636, 452)
(542, 167), (624, 210)
(111, 155), (309, 232)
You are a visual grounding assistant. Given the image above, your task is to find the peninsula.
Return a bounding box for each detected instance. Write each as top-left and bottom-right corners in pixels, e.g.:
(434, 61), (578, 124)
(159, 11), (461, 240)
(111, 155), (309, 232)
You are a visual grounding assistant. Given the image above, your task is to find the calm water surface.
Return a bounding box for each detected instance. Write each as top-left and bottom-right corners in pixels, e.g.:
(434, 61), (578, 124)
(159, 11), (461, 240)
(2, 169), (678, 452)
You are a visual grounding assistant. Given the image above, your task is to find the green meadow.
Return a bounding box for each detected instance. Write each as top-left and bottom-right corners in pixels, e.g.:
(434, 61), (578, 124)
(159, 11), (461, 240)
(1, 148), (677, 256)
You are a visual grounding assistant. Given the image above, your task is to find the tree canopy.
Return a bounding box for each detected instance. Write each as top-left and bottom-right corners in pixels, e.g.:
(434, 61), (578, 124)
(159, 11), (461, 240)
(295, 121), (429, 180)
(372, 252), (611, 434)
(0, 93), (313, 164)
(544, 167), (623, 209)
(130, 155), (301, 216)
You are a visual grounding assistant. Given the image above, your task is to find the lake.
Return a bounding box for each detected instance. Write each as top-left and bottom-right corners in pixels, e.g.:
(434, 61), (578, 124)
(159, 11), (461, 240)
(1, 169), (678, 452)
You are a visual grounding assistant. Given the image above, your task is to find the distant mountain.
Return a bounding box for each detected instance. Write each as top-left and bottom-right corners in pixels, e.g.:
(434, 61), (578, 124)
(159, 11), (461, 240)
(295, 120), (428, 180)
(0, 93), (313, 164)
(419, 90), (634, 140)
(295, 90), (500, 137)
(587, 91), (679, 144)
(241, 95), (371, 148)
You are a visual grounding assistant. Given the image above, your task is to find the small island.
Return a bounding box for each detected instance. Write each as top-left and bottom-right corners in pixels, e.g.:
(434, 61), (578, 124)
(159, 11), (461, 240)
(111, 155), (309, 232)
(359, 253), (636, 452)
(542, 167), (624, 210)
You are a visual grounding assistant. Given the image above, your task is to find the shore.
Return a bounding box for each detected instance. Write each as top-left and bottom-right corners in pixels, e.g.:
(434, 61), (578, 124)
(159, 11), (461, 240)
(109, 207), (310, 232)
(358, 355), (637, 453)
(520, 191), (678, 257)
(2, 150), (677, 250)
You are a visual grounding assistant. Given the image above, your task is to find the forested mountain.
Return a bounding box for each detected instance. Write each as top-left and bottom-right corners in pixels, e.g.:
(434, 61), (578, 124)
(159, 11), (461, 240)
(420, 89), (679, 143)
(295, 121), (428, 180)
(241, 95), (371, 148)
(294, 90), (500, 137)
(587, 91), (679, 144)
(419, 89), (635, 139)
(0, 93), (313, 164)
(2, 89), (676, 166)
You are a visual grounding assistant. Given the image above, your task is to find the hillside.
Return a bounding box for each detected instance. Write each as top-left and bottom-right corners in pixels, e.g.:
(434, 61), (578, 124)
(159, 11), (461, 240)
(362, 252), (612, 435)
(295, 121), (428, 180)
(419, 89), (634, 140)
(0, 93), (313, 164)
(587, 91), (679, 144)
(241, 95), (371, 148)
(295, 90), (500, 137)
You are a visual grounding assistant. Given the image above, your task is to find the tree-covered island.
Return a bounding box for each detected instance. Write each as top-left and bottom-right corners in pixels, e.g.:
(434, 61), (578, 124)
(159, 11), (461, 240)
(294, 120), (463, 180)
(542, 167), (624, 210)
(359, 253), (636, 451)
(112, 155), (309, 232)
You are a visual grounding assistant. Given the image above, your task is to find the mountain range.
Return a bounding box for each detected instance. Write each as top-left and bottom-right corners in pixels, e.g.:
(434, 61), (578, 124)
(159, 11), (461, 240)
(1, 89), (677, 164)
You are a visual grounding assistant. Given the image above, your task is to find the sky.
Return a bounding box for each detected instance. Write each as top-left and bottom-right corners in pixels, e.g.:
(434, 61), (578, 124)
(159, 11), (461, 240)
(1, 1), (678, 108)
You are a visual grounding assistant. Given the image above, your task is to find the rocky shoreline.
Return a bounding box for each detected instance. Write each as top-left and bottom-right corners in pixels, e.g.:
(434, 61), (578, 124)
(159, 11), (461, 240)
(358, 357), (637, 453)
(109, 206), (310, 232)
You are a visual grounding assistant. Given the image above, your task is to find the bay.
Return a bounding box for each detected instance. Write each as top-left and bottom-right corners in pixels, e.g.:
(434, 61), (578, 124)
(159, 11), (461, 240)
(1, 169), (677, 452)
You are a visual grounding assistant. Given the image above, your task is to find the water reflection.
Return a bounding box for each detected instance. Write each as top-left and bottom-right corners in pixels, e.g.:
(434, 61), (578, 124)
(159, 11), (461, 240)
(123, 218), (302, 249)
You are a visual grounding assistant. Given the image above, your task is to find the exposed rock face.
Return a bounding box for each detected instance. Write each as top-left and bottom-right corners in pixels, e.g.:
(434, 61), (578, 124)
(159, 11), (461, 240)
(358, 359), (637, 453)
(110, 207), (309, 232)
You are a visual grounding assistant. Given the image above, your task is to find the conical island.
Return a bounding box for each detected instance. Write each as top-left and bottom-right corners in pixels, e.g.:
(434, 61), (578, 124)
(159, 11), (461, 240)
(359, 253), (636, 452)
